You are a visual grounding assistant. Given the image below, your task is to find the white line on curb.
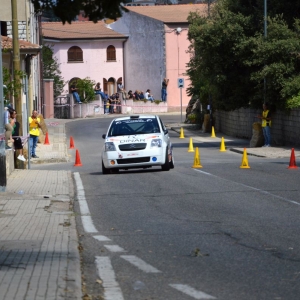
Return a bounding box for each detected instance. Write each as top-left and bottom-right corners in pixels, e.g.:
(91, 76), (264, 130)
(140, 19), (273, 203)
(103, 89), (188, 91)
(74, 172), (98, 233)
(169, 284), (216, 299)
(95, 256), (124, 300)
(120, 255), (161, 273)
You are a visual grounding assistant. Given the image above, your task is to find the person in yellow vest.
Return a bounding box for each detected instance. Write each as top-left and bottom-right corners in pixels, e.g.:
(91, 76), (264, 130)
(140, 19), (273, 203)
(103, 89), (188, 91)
(257, 102), (272, 147)
(29, 110), (41, 158)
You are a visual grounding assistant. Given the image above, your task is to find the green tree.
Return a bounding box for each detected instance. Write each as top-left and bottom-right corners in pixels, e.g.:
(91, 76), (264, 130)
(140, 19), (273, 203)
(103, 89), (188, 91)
(71, 78), (96, 103)
(2, 67), (25, 105)
(187, 0), (300, 111)
(187, 7), (257, 110)
(42, 44), (65, 98)
(31, 0), (126, 24)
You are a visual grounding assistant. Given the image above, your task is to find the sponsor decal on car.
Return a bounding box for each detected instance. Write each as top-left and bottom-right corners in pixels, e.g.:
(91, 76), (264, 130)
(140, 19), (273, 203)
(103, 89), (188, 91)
(120, 139), (146, 143)
(127, 153), (139, 156)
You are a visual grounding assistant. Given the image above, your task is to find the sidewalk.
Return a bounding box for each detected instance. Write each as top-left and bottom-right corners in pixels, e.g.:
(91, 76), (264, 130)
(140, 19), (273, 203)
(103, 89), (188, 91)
(0, 119), (81, 300)
(1, 117), (299, 300)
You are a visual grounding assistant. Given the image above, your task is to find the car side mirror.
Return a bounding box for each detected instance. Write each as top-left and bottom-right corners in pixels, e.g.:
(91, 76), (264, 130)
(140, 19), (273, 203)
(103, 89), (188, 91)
(164, 129), (168, 134)
(102, 134), (106, 139)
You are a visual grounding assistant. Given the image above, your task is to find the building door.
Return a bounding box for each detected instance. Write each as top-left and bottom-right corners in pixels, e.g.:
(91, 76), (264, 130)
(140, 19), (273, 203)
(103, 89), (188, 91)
(107, 77), (115, 95)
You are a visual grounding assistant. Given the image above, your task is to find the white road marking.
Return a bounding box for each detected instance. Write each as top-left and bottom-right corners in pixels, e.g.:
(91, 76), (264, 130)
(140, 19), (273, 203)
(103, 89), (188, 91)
(104, 245), (127, 252)
(120, 255), (161, 273)
(95, 256), (124, 300)
(194, 169), (300, 206)
(170, 284), (216, 299)
(94, 235), (112, 242)
(74, 172), (98, 233)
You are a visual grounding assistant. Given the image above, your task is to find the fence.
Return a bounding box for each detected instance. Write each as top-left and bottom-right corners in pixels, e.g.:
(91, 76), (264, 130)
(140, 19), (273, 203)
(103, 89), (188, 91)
(54, 95), (71, 119)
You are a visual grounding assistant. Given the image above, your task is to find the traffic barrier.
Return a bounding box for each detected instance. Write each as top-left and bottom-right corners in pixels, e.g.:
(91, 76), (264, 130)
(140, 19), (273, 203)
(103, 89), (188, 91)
(211, 126), (216, 138)
(192, 147), (203, 168)
(74, 149), (83, 167)
(188, 138), (194, 152)
(44, 132), (50, 145)
(69, 136), (75, 149)
(288, 148), (298, 169)
(240, 148), (250, 169)
(179, 127), (185, 138)
(220, 137), (226, 152)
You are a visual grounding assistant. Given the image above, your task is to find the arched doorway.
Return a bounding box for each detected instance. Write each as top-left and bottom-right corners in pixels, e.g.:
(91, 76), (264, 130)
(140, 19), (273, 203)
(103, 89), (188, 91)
(69, 77), (80, 92)
(107, 77), (116, 95)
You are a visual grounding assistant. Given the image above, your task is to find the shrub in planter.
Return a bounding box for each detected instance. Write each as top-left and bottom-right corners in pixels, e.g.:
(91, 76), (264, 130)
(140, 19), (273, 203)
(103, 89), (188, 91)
(154, 100), (161, 105)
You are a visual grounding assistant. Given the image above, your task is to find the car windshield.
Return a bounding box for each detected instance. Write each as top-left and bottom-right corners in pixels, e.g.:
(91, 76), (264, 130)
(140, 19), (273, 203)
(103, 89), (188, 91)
(108, 118), (161, 136)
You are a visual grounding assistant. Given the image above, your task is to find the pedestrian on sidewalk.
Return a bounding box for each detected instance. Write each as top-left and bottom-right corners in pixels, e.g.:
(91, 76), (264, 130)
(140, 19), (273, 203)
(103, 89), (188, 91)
(29, 110), (41, 158)
(9, 109), (26, 161)
(161, 78), (169, 102)
(256, 102), (272, 147)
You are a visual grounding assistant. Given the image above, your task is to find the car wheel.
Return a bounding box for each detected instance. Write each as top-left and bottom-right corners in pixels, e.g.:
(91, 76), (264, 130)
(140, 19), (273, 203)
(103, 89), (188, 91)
(102, 161), (110, 174)
(161, 148), (171, 171)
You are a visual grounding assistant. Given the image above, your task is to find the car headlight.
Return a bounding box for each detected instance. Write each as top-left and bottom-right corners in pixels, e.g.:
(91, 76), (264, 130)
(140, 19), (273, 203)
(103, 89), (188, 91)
(151, 139), (162, 147)
(105, 142), (116, 152)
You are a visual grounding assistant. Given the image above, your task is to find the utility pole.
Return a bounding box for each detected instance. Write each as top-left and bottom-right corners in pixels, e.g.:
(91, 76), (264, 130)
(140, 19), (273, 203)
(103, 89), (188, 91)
(12, 0), (26, 169)
(263, 0), (267, 103)
(11, 0), (23, 134)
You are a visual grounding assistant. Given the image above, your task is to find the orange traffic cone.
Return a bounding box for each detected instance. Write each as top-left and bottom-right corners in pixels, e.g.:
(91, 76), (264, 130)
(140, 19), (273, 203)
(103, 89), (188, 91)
(70, 136), (75, 149)
(74, 149), (82, 166)
(288, 148), (298, 169)
(44, 132), (50, 145)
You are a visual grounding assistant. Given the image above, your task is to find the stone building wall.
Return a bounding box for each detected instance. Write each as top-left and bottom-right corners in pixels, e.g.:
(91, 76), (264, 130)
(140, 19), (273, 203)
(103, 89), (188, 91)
(214, 108), (300, 146)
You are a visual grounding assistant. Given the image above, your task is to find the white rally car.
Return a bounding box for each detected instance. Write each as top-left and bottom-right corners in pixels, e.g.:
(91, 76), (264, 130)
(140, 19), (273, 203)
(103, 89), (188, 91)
(101, 115), (174, 174)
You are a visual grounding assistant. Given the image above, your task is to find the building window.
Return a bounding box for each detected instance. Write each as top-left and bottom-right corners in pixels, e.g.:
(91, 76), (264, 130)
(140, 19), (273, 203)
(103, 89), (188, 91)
(68, 46), (83, 62)
(107, 45), (116, 61)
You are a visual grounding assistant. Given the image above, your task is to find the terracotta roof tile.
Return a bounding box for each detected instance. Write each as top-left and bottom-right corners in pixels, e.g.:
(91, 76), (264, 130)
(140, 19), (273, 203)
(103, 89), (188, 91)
(125, 4), (208, 23)
(42, 21), (127, 40)
(1, 35), (40, 50)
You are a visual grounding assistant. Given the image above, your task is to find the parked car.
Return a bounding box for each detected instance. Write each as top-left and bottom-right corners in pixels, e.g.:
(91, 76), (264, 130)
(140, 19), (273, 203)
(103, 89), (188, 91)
(101, 115), (174, 174)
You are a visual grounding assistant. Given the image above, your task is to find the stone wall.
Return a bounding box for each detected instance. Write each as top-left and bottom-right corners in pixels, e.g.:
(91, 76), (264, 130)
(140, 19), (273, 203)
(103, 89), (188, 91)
(214, 108), (300, 146)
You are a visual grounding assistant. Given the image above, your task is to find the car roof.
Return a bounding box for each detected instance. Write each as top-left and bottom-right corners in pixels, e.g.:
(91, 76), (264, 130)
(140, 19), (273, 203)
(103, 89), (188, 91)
(112, 115), (158, 122)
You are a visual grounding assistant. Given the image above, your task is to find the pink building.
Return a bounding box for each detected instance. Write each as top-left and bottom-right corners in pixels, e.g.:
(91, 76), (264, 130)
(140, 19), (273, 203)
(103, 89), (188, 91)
(110, 4), (207, 110)
(42, 21), (127, 95)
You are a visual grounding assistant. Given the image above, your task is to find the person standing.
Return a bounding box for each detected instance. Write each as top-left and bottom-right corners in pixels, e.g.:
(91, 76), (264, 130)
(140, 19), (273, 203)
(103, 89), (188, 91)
(161, 78), (169, 102)
(257, 102), (272, 147)
(9, 109), (26, 161)
(4, 106), (13, 150)
(29, 110), (41, 158)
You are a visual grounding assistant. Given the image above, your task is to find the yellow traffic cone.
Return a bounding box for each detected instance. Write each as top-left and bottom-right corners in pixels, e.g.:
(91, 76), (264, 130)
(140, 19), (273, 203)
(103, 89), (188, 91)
(240, 148), (250, 169)
(192, 147), (203, 168)
(179, 127), (185, 138)
(211, 126), (216, 138)
(188, 138), (194, 152)
(220, 137), (226, 152)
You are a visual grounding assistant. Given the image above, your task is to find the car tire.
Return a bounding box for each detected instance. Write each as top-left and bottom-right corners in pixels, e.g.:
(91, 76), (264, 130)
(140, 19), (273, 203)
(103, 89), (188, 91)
(161, 147), (171, 171)
(102, 161), (110, 174)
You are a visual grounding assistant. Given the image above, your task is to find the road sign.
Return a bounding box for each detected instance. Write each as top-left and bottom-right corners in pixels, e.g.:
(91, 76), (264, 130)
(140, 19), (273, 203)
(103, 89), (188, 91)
(178, 78), (184, 88)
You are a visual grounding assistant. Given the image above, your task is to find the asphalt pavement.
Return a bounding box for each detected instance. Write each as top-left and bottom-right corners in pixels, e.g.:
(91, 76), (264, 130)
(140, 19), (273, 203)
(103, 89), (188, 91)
(0, 116), (299, 300)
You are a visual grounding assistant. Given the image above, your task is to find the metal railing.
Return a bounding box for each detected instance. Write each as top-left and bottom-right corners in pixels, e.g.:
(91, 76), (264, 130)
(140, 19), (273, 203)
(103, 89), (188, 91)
(54, 95), (71, 119)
